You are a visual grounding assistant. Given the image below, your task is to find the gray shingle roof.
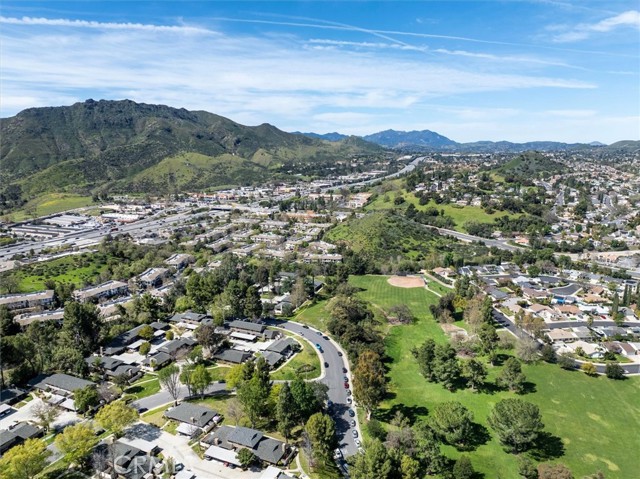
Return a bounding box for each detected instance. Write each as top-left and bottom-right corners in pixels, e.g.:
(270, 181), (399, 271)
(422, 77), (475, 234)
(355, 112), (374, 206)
(28, 373), (95, 393)
(229, 320), (265, 333)
(164, 403), (217, 428)
(213, 349), (251, 364)
(266, 338), (295, 355)
(254, 437), (286, 464)
(227, 426), (263, 449)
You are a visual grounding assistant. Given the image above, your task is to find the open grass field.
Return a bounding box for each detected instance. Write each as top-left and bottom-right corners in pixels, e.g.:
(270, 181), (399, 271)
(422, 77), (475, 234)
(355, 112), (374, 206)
(293, 299), (331, 331)
(368, 275), (640, 478)
(3, 252), (110, 293)
(366, 190), (516, 232)
(11, 193), (94, 221)
(270, 334), (321, 381)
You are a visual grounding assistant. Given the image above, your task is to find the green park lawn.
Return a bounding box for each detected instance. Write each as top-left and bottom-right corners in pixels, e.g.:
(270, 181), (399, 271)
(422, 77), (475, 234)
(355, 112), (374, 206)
(293, 299), (331, 331)
(270, 334), (321, 381)
(373, 275), (640, 478)
(123, 377), (161, 400)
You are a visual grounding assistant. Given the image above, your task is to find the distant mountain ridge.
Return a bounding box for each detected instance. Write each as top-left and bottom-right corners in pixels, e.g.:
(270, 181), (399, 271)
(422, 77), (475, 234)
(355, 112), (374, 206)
(0, 99), (385, 203)
(293, 128), (636, 153)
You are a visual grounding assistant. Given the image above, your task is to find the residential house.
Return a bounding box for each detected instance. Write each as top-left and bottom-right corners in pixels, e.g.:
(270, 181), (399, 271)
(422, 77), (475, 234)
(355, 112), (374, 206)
(164, 403), (221, 436)
(169, 311), (212, 327)
(137, 267), (169, 288)
(14, 308), (64, 328)
(0, 290), (54, 311)
(0, 423), (43, 454)
(203, 425), (292, 466)
(141, 351), (172, 371)
(229, 320), (266, 336)
(85, 356), (141, 383)
(28, 373), (96, 410)
(213, 348), (252, 365)
(73, 280), (129, 303)
(545, 329), (577, 343)
(158, 337), (196, 358)
(103, 322), (169, 355)
(165, 253), (195, 270)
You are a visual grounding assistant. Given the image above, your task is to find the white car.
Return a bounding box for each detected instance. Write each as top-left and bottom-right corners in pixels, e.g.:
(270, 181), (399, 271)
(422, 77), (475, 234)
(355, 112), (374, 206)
(354, 439), (361, 447)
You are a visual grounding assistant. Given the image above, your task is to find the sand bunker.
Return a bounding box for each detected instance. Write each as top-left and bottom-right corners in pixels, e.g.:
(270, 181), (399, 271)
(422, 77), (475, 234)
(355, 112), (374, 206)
(387, 276), (424, 288)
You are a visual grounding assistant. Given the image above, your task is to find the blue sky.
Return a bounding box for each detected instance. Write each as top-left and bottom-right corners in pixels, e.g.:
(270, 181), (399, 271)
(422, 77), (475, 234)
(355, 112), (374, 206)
(1, 1), (638, 143)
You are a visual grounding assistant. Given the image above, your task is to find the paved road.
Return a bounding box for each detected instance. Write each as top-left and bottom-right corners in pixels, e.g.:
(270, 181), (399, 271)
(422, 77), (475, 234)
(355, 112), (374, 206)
(492, 310), (640, 374)
(429, 226), (525, 252)
(265, 318), (362, 459)
(132, 382), (227, 411)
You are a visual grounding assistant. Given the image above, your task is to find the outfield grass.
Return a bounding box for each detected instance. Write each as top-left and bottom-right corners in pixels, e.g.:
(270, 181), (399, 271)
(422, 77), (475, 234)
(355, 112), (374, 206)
(12, 193), (94, 221)
(271, 334), (321, 381)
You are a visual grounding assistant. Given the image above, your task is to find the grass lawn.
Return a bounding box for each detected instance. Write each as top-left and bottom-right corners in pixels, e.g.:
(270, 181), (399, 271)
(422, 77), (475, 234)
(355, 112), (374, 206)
(206, 366), (230, 382)
(141, 405), (171, 428)
(271, 334), (321, 381)
(293, 299), (331, 331)
(12, 193), (94, 221)
(376, 279), (640, 478)
(123, 378), (161, 400)
(366, 190), (516, 232)
(424, 278), (453, 296)
(5, 252), (110, 293)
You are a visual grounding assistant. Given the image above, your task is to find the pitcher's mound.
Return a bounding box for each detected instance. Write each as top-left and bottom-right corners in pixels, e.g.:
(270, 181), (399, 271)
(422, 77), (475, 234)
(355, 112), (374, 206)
(388, 276), (424, 288)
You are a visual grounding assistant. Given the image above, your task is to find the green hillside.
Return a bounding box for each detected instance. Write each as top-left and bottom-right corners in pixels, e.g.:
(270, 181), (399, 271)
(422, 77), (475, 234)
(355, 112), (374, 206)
(495, 151), (564, 179)
(0, 99), (385, 209)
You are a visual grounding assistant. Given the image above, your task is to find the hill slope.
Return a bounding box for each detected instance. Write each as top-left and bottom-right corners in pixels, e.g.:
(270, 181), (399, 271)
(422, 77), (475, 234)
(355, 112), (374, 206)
(363, 129), (457, 149)
(0, 99), (385, 202)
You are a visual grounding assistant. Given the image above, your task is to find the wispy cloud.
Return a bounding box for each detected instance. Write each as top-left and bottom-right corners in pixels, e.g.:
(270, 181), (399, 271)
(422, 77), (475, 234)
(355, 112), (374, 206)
(552, 10), (640, 42)
(0, 15), (215, 34)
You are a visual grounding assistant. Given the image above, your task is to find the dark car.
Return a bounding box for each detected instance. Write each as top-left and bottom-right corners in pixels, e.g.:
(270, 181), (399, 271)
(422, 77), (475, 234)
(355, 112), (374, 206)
(337, 351), (343, 356)
(348, 409), (355, 417)
(324, 362), (329, 368)
(316, 331), (322, 336)
(343, 376), (349, 382)
(302, 325), (309, 329)
(342, 367), (348, 374)
(344, 382), (349, 389)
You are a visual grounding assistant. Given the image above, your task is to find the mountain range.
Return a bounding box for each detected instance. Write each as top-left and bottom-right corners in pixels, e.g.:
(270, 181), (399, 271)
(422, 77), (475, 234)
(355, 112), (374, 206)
(296, 129), (640, 153)
(0, 99), (384, 204)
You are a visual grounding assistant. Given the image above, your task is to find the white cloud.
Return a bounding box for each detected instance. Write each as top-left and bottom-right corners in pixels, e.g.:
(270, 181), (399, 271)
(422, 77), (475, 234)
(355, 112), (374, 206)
(552, 10), (640, 42)
(0, 15), (214, 34)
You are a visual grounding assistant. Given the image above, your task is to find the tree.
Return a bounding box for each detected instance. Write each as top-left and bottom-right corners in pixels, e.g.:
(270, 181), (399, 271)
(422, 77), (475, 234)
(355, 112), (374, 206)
(276, 382), (296, 443)
(497, 358), (527, 393)
(60, 301), (102, 355)
(305, 413), (336, 464)
(388, 304), (414, 324)
(518, 455), (539, 479)
(139, 341), (151, 356)
(538, 462), (574, 479)
(400, 454), (422, 479)
(226, 397), (245, 425)
(610, 292), (619, 320)
(158, 364), (181, 405)
(581, 362), (598, 376)
(74, 385), (100, 413)
(558, 354), (576, 370)
(55, 422), (99, 467)
(516, 337), (540, 363)
(352, 350), (387, 420)
(453, 455), (476, 479)
(290, 276), (308, 309)
(432, 343), (461, 390)
(462, 358), (487, 392)
(138, 324), (154, 341)
(428, 401), (474, 448)
(290, 376), (321, 424)
(95, 401), (138, 437)
(194, 324), (223, 355)
(478, 323), (499, 355)
(225, 363), (245, 390)
(237, 448), (257, 470)
(165, 330), (174, 340)
(605, 362), (624, 380)
(349, 439), (395, 479)
(0, 438), (51, 479)
(412, 338), (436, 381)
(541, 344), (557, 363)
(31, 401), (60, 433)
(191, 364), (213, 399)
(244, 286), (263, 319)
(488, 398), (544, 453)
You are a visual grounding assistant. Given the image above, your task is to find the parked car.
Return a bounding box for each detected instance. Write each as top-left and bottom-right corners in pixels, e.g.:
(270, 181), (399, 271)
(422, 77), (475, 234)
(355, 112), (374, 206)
(347, 397), (352, 404)
(324, 362), (329, 368)
(344, 382), (349, 389)
(346, 389), (351, 396)
(352, 430), (358, 438)
(337, 351), (343, 356)
(350, 420), (356, 427)
(342, 367), (348, 374)
(348, 409), (355, 417)
(343, 376), (349, 382)
(354, 439), (361, 447)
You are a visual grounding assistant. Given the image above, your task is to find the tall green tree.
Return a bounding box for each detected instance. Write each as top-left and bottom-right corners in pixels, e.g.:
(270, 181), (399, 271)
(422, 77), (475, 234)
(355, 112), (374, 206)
(194, 324), (223, 355)
(158, 364), (181, 405)
(276, 382), (297, 443)
(349, 439), (395, 479)
(95, 401), (138, 437)
(74, 385), (99, 413)
(191, 364), (213, 399)
(453, 455), (476, 479)
(0, 438), (51, 479)
(478, 323), (499, 355)
(497, 357), (527, 393)
(55, 422), (98, 468)
(305, 413), (336, 464)
(352, 350), (387, 420)
(488, 398), (544, 453)
(244, 286), (263, 319)
(428, 401), (474, 448)
(60, 301), (102, 355)
(462, 358), (487, 392)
